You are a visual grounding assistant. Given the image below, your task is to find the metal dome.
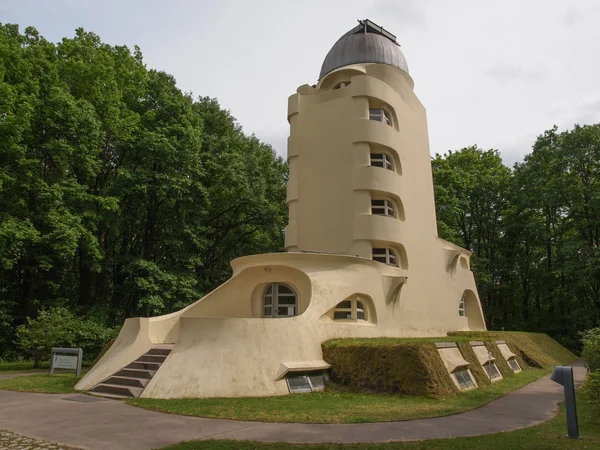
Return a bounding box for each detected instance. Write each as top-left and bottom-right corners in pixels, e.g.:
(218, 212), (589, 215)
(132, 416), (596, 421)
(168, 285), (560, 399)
(319, 19), (409, 80)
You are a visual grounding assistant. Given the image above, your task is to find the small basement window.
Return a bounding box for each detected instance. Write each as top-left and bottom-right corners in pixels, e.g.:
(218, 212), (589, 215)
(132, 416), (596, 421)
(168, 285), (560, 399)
(371, 199), (396, 218)
(370, 153), (394, 170)
(508, 359), (522, 372)
(372, 247), (398, 266)
(286, 371), (326, 393)
(483, 363), (501, 380)
(333, 81), (351, 90)
(333, 299), (367, 321)
(369, 108), (391, 126)
(263, 283), (298, 318)
(459, 294), (466, 317)
(453, 369), (475, 389)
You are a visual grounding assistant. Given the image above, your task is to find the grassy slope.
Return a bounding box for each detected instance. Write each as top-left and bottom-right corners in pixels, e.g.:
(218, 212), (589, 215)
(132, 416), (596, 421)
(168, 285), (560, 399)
(0, 362), (48, 373)
(161, 383), (599, 449)
(0, 372), (85, 393)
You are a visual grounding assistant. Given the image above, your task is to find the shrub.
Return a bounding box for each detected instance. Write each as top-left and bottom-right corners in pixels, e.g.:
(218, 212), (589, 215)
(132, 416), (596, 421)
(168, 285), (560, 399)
(581, 327), (600, 372)
(16, 307), (118, 367)
(584, 370), (600, 407)
(322, 340), (456, 397)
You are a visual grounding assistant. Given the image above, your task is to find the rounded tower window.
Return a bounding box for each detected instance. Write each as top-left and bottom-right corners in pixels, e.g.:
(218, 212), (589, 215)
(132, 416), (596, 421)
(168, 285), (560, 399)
(372, 247), (399, 266)
(263, 283), (298, 318)
(333, 81), (351, 90)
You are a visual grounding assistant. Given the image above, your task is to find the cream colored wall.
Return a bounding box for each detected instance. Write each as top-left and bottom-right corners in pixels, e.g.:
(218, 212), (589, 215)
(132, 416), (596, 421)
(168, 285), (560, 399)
(78, 251), (486, 397)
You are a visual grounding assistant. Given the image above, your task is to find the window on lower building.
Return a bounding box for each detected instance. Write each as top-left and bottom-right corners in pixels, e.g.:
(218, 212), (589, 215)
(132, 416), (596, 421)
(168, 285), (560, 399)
(459, 294), (466, 317)
(263, 283), (298, 318)
(370, 153), (394, 170)
(333, 299), (367, 321)
(372, 247), (399, 266)
(369, 108), (391, 126)
(483, 363), (501, 380)
(286, 371), (326, 393)
(371, 199), (397, 218)
(333, 81), (351, 90)
(453, 369), (475, 389)
(508, 359), (521, 372)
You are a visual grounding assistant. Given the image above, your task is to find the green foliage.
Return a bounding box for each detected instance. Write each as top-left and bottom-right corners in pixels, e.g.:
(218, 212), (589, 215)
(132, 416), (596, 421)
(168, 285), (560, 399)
(0, 24), (287, 358)
(584, 370), (600, 406)
(432, 127), (600, 350)
(581, 327), (600, 372)
(16, 307), (117, 367)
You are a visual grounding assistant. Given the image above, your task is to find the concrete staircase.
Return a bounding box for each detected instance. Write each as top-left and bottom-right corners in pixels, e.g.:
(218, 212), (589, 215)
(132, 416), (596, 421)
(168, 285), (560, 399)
(89, 344), (173, 398)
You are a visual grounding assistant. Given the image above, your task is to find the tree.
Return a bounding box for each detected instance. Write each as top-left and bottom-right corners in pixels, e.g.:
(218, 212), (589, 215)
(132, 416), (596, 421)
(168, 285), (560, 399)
(0, 24), (287, 358)
(432, 146), (512, 327)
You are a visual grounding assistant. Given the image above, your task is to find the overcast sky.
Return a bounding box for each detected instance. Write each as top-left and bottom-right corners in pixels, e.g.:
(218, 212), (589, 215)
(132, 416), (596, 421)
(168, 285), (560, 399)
(2, 0), (600, 166)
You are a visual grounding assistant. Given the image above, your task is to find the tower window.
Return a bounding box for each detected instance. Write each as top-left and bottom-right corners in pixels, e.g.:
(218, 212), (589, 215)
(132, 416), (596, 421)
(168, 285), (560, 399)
(459, 294), (466, 317)
(333, 81), (351, 90)
(333, 299), (367, 321)
(369, 108), (391, 126)
(370, 153), (394, 170)
(372, 248), (398, 266)
(263, 283), (298, 318)
(371, 199), (396, 218)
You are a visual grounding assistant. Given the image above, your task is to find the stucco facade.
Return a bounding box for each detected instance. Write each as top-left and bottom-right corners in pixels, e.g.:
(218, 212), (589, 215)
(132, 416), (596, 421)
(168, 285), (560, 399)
(76, 19), (486, 399)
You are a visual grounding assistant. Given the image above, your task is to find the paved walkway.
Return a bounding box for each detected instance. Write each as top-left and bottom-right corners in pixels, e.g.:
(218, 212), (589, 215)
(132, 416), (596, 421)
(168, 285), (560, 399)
(0, 363), (587, 450)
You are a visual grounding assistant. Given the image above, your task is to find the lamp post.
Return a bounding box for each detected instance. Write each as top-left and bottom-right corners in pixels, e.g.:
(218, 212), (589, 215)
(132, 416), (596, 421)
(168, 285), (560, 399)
(550, 366), (580, 439)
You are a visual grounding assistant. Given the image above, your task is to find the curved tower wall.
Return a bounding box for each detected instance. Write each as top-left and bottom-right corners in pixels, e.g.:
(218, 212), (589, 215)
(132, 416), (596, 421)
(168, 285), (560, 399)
(286, 63), (438, 264)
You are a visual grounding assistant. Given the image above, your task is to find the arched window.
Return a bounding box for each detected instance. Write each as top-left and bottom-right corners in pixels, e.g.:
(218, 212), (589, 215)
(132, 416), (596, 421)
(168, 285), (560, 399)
(333, 81), (351, 90)
(369, 108), (391, 126)
(263, 283), (297, 318)
(370, 152), (394, 170)
(371, 198), (397, 218)
(333, 299), (367, 321)
(459, 294), (466, 317)
(372, 247), (398, 266)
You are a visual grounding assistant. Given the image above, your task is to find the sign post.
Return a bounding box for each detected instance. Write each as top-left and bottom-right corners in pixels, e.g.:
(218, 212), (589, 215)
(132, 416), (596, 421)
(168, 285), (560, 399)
(49, 347), (83, 377)
(550, 366), (580, 438)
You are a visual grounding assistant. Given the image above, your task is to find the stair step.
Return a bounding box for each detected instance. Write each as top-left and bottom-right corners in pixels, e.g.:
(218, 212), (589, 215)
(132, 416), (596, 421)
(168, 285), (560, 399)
(116, 368), (155, 379)
(89, 383), (143, 398)
(152, 343), (175, 350)
(89, 391), (132, 399)
(88, 344), (175, 398)
(147, 348), (171, 356)
(104, 376), (148, 388)
(137, 354), (167, 363)
(126, 361), (161, 371)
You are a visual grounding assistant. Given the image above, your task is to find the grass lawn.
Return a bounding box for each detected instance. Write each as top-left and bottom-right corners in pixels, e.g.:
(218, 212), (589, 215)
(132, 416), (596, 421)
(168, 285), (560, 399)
(161, 384), (600, 450)
(0, 361), (48, 373)
(0, 371), (85, 393)
(128, 369), (548, 423)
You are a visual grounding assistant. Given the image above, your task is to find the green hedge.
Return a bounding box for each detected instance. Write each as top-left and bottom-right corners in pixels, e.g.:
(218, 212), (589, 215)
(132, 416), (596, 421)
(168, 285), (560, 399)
(322, 332), (576, 397)
(322, 341), (456, 397)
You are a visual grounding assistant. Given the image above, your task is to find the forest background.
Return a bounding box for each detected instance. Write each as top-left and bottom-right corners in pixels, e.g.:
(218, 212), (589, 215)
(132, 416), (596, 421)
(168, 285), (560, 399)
(1, 24), (598, 361)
